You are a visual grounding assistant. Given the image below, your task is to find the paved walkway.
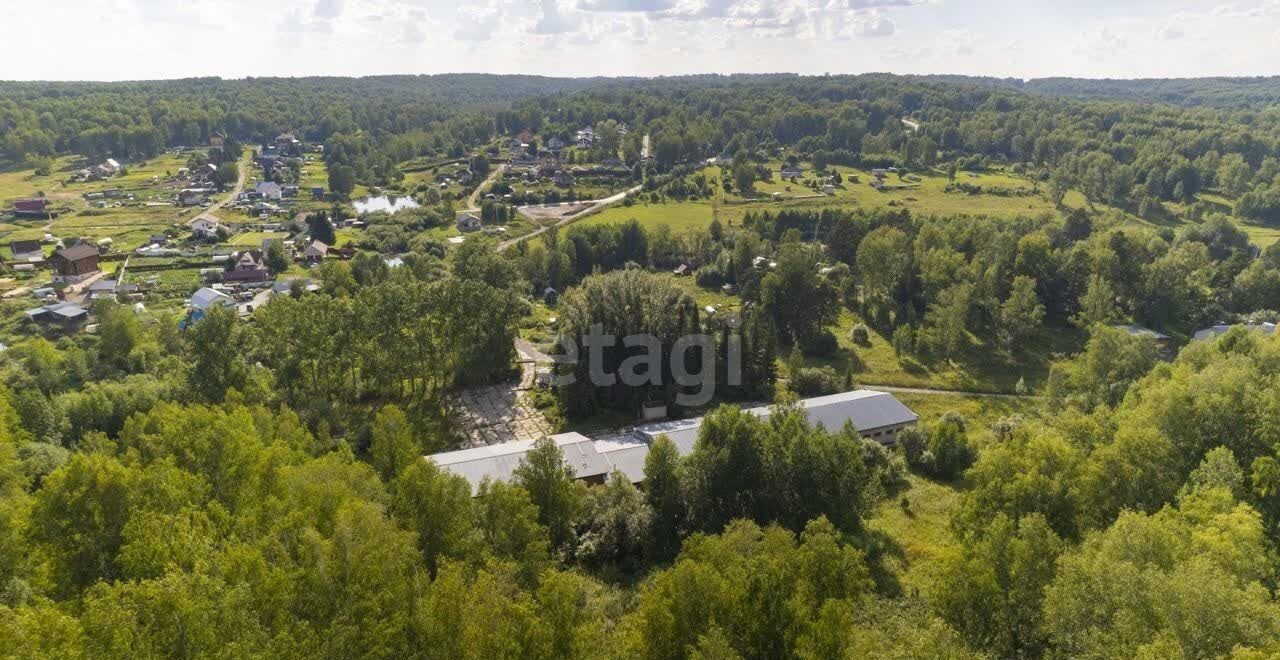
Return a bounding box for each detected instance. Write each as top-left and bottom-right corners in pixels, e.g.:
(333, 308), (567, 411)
(515, 337), (554, 363)
(861, 384), (1036, 400)
(450, 358), (554, 448)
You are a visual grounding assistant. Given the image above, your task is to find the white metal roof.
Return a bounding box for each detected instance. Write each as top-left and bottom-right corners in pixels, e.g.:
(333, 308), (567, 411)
(189, 287), (234, 311)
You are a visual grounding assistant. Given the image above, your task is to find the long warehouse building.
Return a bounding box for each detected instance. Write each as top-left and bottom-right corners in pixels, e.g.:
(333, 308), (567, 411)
(429, 389), (918, 494)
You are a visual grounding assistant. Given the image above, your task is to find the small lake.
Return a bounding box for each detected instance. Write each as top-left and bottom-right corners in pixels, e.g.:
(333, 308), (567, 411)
(353, 195), (421, 214)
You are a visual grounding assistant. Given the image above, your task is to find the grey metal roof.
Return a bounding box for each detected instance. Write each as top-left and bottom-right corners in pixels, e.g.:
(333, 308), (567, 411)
(429, 390), (918, 494)
(1193, 322), (1278, 342)
(51, 305), (88, 319)
(431, 432), (604, 494)
(753, 390), (919, 434)
(634, 390), (919, 456)
(1113, 324), (1169, 340)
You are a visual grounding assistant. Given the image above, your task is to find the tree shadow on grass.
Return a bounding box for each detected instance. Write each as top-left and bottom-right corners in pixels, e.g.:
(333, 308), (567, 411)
(854, 526), (907, 598)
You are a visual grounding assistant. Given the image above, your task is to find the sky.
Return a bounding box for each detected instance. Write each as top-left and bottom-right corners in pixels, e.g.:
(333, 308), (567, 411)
(1, 0), (1279, 81)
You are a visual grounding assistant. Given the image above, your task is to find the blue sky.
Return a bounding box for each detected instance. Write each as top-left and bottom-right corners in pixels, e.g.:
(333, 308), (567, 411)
(1, 0), (1278, 80)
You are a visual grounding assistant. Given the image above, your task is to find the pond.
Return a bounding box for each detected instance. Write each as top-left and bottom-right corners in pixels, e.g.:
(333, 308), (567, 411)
(353, 195), (421, 214)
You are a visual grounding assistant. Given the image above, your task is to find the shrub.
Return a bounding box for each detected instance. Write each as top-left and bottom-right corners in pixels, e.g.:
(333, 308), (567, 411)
(891, 325), (915, 356)
(801, 331), (840, 357)
(851, 323), (870, 346)
(695, 265), (726, 288)
(898, 426), (928, 467)
(789, 366), (840, 396)
(927, 415), (974, 480)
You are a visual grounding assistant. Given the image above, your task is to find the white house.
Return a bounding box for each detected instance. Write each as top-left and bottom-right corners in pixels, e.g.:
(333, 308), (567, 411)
(256, 182), (283, 200)
(189, 213), (223, 239)
(456, 213), (482, 232)
(188, 287), (235, 311)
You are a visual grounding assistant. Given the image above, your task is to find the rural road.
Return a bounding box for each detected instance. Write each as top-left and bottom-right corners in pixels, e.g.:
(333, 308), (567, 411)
(465, 164), (507, 211)
(496, 133), (650, 251)
(861, 384), (1035, 400)
(205, 154), (248, 214)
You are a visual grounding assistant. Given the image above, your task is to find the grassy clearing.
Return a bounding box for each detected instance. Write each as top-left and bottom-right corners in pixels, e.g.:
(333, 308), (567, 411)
(891, 392), (1044, 446)
(866, 475), (960, 598)
(727, 164), (1055, 219)
(228, 231), (289, 246)
(579, 200), (717, 233)
(864, 393), (1041, 595)
(794, 310), (1080, 394)
(1238, 223), (1280, 249)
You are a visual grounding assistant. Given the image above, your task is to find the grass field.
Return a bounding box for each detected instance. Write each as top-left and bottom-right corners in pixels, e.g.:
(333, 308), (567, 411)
(792, 310), (1080, 394)
(228, 231), (289, 246)
(865, 392), (1043, 595)
(579, 200), (718, 233)
(866, 475), (961, 597)
(726, 163), (1055, 219)
(1238, 223), (1280, 249)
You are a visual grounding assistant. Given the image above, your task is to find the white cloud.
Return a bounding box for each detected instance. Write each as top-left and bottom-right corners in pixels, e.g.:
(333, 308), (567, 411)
(1076, 24), (1129, 54)
(845, 0), (926, 8)
(532, 0), (580, 33)
(578, 0), (674, 11)
(855, 14), (896, 37)
(455, 4), (501, 41)
(314, 0), (344, 20)
(1157, 22), (1185, 39)
(939, 28), (977, 55)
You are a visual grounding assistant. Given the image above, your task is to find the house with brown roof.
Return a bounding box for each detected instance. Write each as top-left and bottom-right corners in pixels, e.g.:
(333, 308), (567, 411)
(222, 250), (271, 285)
(302, 240), (328, 263)
(50, 244), (101, 284)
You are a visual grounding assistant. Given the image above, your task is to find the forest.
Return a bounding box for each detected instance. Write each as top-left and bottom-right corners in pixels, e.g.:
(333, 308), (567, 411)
(6, 72), (1280, 658)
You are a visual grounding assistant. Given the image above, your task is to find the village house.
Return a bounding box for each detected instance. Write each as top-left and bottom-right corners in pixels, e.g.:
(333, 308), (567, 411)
(456, 213), (483, 232)
(90, 158), (121, 180)
(179, 189), (210, 207)
(781, 164), (803, 179)
(256, 182), (283, 200)
(222, 250), (272, 285)
(547, 136), (567, 151)
(672, 264), (689, 277)
(49, 244), (101, 284)
(23, 302), (90, 332)
(188, 287), (235, 312)
(302, 240), (329, 263)
(190, 213), (223, 239)
(1114, 324), (1174, 359)
(8, 240), (44, 262)
(85, 279), (125, 303)
(553, 170), (576, 187)
(12, 198), (50, 218)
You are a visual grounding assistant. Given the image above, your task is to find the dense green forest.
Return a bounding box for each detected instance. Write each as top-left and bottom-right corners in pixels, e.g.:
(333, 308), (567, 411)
(7, 72), (1280, 657)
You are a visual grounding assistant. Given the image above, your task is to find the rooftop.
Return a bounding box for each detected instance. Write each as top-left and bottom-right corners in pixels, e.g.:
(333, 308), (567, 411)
(429, 390), (918, 494)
